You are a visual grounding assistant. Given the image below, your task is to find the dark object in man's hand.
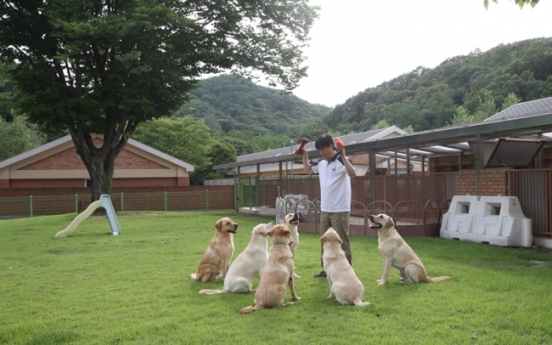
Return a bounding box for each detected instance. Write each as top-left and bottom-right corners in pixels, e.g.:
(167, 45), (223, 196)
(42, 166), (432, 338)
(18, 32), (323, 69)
(295, 138), (309, 155)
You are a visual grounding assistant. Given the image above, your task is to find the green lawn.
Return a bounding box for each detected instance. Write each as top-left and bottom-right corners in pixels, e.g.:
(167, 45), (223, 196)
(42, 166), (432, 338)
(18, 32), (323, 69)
(1, 211), (551, 345)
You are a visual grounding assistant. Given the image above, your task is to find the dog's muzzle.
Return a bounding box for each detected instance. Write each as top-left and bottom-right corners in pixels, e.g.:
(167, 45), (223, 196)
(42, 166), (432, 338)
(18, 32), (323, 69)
(228, 225), (239, 233)
(369, 216), (382, 229)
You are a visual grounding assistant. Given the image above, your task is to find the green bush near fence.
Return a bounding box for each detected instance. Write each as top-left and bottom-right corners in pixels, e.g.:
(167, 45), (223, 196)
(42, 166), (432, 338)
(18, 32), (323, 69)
(1, 211), (552, 345)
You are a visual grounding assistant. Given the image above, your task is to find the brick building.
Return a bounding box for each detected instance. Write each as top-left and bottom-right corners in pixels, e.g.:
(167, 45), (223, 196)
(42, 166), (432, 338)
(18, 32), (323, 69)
(0, 134), (196, 197)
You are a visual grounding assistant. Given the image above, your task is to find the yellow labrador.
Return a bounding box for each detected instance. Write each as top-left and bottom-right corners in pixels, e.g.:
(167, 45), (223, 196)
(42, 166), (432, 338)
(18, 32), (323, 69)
(321, 228), (370, 306)
(370, 214), (452, 285)
(190, 217), (239, 282)
(283, 213), (300, 278)
(240, 224), (300, 313)
(199, 222), (273, 295)
(283, 213), (300, 259)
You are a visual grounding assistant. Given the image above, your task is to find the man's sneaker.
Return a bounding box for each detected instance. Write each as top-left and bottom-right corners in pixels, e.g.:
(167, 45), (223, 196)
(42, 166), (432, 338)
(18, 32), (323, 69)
(313, 271), (327, 278)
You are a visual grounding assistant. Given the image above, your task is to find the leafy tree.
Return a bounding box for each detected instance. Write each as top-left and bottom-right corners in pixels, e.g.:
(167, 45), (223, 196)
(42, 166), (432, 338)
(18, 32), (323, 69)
(198, 141), (237, 182)
(473, 89), (497, 119)
(132, 116), (213, 184)
(370, 120), (391, 130)
(133, 116), (240, 184)
(501, 92), (520, 110)
(209, 141), (237, 167)
(0, 63), (14, 122)
(450, 106), (472, 126)
(292, 117), (331, 141)
(0, 0), (318, 200)
(485, 0), (539, 9)
(0, 113), (45, 161)
(369, 120), (414, 134)
(450, 89), (503, 125)
(403, 125), (414, 133)
(251, 134), (290, 152)
(543, 76), (552, 97)
(379, 101), (419, 131)
(222, 135), (255, 156)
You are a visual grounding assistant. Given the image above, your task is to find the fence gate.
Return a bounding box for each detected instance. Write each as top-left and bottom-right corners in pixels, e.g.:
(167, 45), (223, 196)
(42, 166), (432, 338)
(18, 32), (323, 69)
(509, 170), (552, 237)
(237, 176), (258, 209)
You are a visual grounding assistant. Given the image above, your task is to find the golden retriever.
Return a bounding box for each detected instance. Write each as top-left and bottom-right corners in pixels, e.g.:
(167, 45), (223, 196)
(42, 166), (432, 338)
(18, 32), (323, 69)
(190, 217), (238, 282)
(240, 224), (300, 313)
(199, 222), (273, 295)
(283, 213), (300, 259)
(283, 213), (300, 278)
(370, 214), (453, 285)
(321, 228), (370, 306)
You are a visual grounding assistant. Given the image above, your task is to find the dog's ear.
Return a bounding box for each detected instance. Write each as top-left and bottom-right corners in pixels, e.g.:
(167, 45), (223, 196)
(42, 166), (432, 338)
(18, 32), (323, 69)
(267, 224), (278, 237)
(261, 225), (270, 235)
(215, 219), (223, 232)
(387, 216), (395, 228)
(282, 228), (291, 237)
(329, 229), (343, 244)
(259, 222), (273, 235)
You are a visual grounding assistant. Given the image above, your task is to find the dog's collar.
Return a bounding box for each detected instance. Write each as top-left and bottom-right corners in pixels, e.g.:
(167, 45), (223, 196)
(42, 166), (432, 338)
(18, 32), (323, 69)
(272, 242), (289, 246)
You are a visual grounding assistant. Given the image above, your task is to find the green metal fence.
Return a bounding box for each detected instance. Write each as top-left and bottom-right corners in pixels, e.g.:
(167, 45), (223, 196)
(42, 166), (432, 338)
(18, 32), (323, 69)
(237, 176), (258, 209)
(0, 190), (233, 220)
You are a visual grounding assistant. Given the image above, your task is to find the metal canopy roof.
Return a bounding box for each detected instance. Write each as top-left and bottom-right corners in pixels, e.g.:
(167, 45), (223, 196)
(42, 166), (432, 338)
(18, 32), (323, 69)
(484, 138), (545, 168)
(213, 112), (552, 171)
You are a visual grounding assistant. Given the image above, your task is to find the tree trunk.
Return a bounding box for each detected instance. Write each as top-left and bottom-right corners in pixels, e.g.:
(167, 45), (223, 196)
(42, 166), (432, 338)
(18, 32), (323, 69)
(87, 154), (114, 202)
(69, 130), (129, 203)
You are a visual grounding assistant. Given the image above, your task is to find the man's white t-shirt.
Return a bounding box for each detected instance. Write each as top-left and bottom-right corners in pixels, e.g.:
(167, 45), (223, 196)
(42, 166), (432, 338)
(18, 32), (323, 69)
(311, 152), (352, 213)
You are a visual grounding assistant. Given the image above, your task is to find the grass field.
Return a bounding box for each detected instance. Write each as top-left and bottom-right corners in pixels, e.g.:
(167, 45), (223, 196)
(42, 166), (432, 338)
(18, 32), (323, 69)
(1, 211), (552, 345)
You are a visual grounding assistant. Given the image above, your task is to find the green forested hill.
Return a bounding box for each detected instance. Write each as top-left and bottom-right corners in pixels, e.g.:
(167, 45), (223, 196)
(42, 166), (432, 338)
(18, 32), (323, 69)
(173, 37), (552, 143)
(324, 37), (552, 133)
(174, 74), (332, 136)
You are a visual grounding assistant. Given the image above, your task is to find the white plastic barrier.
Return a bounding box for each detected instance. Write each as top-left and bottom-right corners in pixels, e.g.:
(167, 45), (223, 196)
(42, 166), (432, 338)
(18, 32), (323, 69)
(440, 195), (532, 247)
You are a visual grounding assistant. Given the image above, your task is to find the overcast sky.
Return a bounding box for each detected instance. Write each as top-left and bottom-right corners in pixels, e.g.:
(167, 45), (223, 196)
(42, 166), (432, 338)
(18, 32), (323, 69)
(291, 0), (552, 107)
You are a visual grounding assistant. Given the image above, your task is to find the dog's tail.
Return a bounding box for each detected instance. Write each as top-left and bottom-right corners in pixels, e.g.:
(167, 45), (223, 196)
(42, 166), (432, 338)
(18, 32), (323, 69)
(198, 289), (226, 295)
(353, 297), (371, 307)
(240, 305), (263, 314)
(429, 276), (453, 283)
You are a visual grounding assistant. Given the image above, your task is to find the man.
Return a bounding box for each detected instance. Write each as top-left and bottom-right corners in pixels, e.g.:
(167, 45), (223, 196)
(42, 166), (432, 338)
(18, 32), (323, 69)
(301, 134), (356, 278)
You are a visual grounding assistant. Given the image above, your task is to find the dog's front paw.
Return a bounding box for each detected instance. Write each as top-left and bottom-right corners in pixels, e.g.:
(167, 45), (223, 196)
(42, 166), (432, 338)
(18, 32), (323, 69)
(292, 296), (301, 301)
(377, 280), (386, 286)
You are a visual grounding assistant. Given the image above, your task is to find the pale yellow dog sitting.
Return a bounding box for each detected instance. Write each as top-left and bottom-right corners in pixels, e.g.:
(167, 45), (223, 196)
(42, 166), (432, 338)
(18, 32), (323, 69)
(190, 217), (239, 282)
(370, 214), (453, 285)
(321, 228), (370, 306)
(240, 224), (300, 313)
(199, 222), (273, 295)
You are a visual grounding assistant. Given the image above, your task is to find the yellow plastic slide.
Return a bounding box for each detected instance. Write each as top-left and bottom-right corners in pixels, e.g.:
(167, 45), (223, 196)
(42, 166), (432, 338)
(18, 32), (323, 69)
(54, 200), (101, 238)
